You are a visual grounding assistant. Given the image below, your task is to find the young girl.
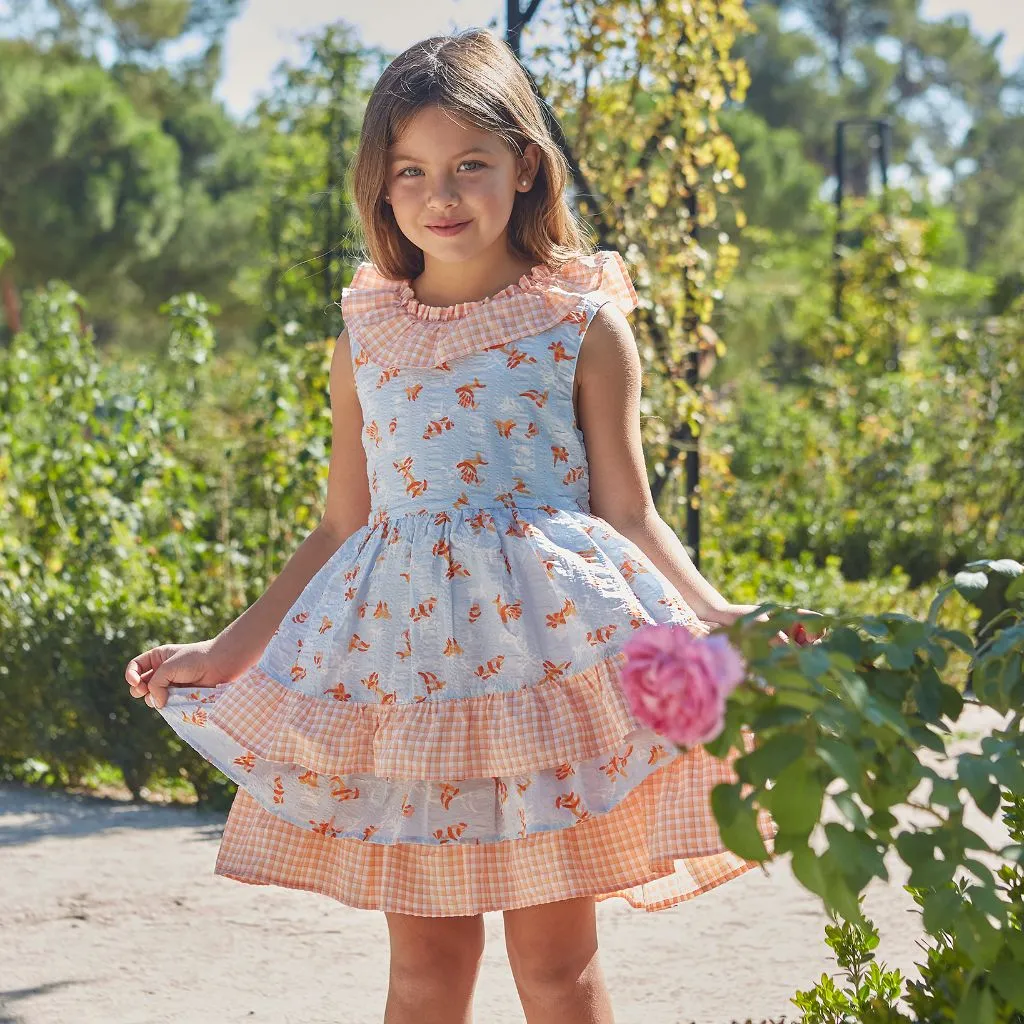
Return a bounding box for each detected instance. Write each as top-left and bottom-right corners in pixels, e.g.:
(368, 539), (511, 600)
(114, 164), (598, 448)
(125, 28), (785, 1024)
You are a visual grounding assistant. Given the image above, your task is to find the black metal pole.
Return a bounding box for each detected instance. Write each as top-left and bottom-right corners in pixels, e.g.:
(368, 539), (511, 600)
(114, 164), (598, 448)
(834, 120), (845, 321)
(684, 187), (700, 569)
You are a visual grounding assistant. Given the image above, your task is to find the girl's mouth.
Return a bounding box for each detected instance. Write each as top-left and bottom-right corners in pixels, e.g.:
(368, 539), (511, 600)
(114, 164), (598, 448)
(427, 220), (471, 236)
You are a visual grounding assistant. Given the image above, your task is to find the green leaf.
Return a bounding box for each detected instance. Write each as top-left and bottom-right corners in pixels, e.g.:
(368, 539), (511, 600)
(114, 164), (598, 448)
(921, 884), (962, 933)
(764, 758), (825, 837)
(710, 782), (769, 862)
(735, 733), (806, 786)
(990, 959), (1024, 1010)
(797, 645), (830, 678)
(815, 736), (862, 790)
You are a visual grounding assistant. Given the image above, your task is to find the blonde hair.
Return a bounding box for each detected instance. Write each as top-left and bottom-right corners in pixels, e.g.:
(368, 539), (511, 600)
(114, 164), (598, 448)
(347, 28), (593, 281)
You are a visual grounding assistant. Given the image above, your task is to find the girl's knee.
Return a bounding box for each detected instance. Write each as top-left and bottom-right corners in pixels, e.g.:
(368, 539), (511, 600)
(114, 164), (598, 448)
(386, 912), (485, 985)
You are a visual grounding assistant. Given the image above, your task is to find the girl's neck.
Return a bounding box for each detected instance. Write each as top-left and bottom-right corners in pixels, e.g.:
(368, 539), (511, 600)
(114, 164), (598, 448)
(410, 239), (541, 309)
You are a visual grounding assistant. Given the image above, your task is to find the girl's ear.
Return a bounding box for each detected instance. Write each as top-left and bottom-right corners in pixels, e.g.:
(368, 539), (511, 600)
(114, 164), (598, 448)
(519, 141), (542, 186)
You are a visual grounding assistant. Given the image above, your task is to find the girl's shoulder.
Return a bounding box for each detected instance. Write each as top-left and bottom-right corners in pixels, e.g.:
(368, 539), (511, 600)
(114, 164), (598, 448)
(339, 249), (638, 369)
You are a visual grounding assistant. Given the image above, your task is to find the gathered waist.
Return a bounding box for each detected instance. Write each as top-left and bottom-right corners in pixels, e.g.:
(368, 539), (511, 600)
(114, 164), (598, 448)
(368, 495), (591, 523)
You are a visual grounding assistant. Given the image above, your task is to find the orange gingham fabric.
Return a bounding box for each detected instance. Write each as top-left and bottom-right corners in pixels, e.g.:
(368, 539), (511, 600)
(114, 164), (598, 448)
(339, 249), (638, 368)
(209, 651), (650, 780)
(215, 737), (777, 917)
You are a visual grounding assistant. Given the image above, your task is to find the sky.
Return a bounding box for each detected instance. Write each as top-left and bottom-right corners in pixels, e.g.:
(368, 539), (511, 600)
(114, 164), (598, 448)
(214, 0), (1024, 119)
(1, 0), (1018, 116)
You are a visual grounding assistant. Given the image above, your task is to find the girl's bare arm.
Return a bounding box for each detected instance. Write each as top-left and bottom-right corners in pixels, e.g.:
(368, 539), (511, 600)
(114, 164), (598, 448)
(212, 328), (372, 671)
(574, 303), (735, 624)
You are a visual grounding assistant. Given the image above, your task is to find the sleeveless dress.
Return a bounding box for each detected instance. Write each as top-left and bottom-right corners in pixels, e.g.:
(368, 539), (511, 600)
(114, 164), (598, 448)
(154, 248), (777, 917)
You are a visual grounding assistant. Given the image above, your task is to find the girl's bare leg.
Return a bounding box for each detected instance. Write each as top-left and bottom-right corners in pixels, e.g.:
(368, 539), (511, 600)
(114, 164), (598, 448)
(503, 896), (615, 1024)
(383, 911), (485, 1024)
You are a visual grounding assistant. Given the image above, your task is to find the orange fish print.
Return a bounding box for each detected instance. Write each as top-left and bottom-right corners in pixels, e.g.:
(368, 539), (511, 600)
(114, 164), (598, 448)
(401, 795), (414, 817)
(355, 601), (369, 618)
(423, 416), (455, 440)
(406, 382), (423, 401)
(330, 776), (360, 801)
(343, 565), (361, 583)
(297, 769), (320, 788)
(629, 616), (646, 630)
(446, 558), (471, 580)
(453, 491), (471, 509)
(292, 610), (310, 624)
(503, 551), (513, 575)
(536, 553), (557, 577)
(439, 783), (460, 810)
(648, 744), (670, 765)
(468, 602), (481, 623)
(373, 600), (391, 619)
(455, 378), (487, 408)
(370, 469), (379, 494)
(365, 421), (382, 448)
(586, 624), (618, 646)
(436, 360), (452, 372)
(456, 452), (488, 485)
(467, 510), (496, 533)
(443, 637), (463, 656)
(599, 744), (633, 780)
(399, 571), (411, 583)
(233, 752), (256, 773)
(272, 776), (285, 804)
(310, 818), (339, 838)
(312, 650), (323, 669)
(433, 822), (469, 844)
(516, 777), (533, 796)
(545, 597), (577, 629)
(376, 366), (401, 389)
(576, 546), (600, 563)
(318, 615), (333, 634)
(324, 681), (352, 701)
(539, 502), (559, 515)
(549, 340), (575, 363)
(495, 779), (508, 804)
(619, 558), (647, 582)
(562, 465), (585, 484)
(354, 347), (370, 368)
(518, 807), (528, 839)
(348, 633), (370, 653)
(361, 825), (380, 841)
(494, 418), (517, 438)
(388, 417), (398, 434)
(409, 596), (438, 621)
(505, 345), (537, 369)
(551, 445), (569, 465)
(525, 422), (540, 438)
(432, 538), (452, 559)
(434, 510), (452, 526)
(538, 659), (572, 684)
(362, 671), (396, 704)
(561, 308), (586, 330)
(554, 762), (575, 781)
(493, 594), (522, 623)
(290, 663), (307, 683)
(395, 628), (413, 660)
(555, 791), (591, 823)
(181, 708), (208, 726)
(658, 594), (688, 612)
(474, 655), (505, 679)
(519, 389), (548, 408)
(417, 670), (446, 697)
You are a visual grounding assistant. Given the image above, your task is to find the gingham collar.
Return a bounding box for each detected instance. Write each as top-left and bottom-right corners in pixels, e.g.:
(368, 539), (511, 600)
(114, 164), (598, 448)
(339, 249), (638, 368)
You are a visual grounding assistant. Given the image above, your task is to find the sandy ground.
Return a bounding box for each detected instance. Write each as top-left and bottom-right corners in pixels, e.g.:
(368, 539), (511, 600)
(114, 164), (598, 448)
(0, 704), (1013, 1024)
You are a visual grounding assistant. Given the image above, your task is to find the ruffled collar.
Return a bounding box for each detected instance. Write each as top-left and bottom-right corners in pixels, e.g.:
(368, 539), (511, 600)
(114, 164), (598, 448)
(340, 249), (638, 368)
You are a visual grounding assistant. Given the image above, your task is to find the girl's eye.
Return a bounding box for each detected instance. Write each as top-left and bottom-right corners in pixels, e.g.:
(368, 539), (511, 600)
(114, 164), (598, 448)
(397, 160), (485, 178)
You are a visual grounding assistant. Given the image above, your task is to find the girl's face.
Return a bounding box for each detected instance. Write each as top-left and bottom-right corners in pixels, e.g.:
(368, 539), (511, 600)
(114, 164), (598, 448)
(385, 104), (540, 264)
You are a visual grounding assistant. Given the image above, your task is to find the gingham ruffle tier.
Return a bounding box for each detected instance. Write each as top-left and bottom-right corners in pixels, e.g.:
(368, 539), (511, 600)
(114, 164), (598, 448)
(214, 741), (775, 917)
(339, 248), (639, 368)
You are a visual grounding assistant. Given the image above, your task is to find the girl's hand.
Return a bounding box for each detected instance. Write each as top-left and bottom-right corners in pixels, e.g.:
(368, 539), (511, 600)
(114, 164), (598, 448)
(707, 603), (827, 648)
(125, 639), (247, 710)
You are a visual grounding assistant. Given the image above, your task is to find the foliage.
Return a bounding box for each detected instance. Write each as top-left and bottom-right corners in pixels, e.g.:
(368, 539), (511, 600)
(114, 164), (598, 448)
(705, 558), (1024, 1021)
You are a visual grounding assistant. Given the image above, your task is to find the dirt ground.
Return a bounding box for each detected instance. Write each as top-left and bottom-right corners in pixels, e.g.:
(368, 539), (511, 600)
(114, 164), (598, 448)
(0, 704), (1012, 1024)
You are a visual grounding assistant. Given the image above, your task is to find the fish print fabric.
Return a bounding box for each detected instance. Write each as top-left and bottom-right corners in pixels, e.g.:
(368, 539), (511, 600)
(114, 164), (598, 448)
(154, 249), (777, 916)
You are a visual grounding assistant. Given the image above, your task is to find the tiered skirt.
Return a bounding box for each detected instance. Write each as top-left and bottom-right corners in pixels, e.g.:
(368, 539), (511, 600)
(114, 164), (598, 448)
(156, 504), (777, 916)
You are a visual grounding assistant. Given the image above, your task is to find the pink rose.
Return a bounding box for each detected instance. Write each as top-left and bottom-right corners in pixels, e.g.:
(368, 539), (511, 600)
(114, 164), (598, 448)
(619, 624), (747, 747)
